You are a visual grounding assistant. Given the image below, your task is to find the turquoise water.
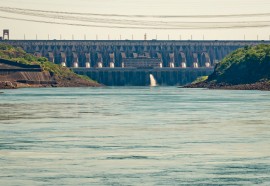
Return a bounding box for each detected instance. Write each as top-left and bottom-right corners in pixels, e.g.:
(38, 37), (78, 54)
(1, 87), (270, 185)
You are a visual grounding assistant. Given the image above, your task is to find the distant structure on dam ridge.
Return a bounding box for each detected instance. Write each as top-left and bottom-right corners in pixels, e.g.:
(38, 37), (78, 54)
(1, 39), (269, 85)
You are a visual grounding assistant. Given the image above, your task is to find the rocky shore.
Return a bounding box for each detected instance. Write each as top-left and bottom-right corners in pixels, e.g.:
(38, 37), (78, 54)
(0, 73), (101, 89)
(0, 81), (17, 89)
(184, 81), (270, 91)
(0, 70), (101, 89)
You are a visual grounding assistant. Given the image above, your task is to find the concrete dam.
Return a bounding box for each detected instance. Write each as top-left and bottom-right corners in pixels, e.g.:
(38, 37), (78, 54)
(1, 40), (269, 85)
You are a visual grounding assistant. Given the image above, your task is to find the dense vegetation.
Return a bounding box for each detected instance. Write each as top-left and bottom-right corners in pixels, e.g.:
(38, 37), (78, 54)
(0, 43), (92, 82)
(208, 44), (270, 84)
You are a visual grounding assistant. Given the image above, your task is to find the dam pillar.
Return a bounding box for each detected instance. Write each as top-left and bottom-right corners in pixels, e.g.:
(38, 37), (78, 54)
(169, 53), (175, 68)
(110, 62), (115, 68)
(109, 53), (115, 68)
(85, 53), (91, 68)
(121, 52), (126, 68)
(157, 52), (163, 68)
(169, 62), (175, 68)
(86, 62), (91, 68)
(48, 52), (54, 63)
(34, 45), (41, 57)
(181, 62), (187, 68)
(72, 52), (79, 68)
(202, 52), (211, 68)
(97, 53), (103, 68)
(60, 52), (66, 67)
(193, 53), (199, 68)
(97, 62), (103, 68)
(180, 52), (187, 68)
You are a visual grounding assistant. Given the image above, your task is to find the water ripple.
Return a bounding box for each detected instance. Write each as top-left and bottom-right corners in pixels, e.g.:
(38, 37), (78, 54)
(1, 87), (270, 185)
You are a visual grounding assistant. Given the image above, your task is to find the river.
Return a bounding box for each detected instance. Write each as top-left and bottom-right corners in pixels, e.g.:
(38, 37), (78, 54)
(1, 87), (270, 185)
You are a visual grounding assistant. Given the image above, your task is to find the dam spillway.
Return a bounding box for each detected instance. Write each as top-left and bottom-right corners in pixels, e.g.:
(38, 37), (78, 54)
(1, 40), (269, 85)
(73, 67), (214, 86)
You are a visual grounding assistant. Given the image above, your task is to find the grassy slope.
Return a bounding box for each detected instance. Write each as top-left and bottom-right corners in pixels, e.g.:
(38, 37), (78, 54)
(208, 44), (270, 84)
(0, 43), (97, 85)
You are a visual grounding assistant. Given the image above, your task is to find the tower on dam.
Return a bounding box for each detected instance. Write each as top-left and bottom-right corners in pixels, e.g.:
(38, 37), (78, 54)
(1, 39), (269, 85)
(0, 29), (10, 40)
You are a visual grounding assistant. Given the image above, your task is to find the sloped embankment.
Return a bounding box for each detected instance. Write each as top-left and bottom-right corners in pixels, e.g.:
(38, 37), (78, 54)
(0, 44), (100, 88)
(0, 71), (54, 88)
(0, 65), (100, 88)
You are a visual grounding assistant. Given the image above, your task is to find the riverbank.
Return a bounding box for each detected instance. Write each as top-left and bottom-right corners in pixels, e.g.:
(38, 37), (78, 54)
(184, 80), (270, 91)
(0, 81), (16, 89)
(0, 71), (101, 89)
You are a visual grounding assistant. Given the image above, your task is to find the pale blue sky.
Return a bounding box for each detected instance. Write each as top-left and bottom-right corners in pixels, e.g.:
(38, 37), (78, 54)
(0, 0), (270, 40)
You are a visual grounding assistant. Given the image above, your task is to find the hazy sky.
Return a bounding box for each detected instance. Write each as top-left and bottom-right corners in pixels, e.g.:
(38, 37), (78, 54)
(0, 0), (270, 40)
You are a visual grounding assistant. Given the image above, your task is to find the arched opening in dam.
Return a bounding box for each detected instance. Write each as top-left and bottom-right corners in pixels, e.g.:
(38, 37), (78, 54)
(200, 52), (211, 68)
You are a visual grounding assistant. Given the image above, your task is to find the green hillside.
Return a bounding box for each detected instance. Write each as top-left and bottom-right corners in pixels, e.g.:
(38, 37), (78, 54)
(0, 43), (96, 84)
(208, 44), (270, 84)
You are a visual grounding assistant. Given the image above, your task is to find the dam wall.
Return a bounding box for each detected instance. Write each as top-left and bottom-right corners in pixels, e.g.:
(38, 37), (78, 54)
(73, 67), (214, 86)
(1, 40), (269, 85)
(1, 40), (269, 68)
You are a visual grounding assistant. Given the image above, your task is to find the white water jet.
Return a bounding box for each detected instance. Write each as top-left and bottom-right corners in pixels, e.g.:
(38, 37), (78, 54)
(150, 74), (157, 87)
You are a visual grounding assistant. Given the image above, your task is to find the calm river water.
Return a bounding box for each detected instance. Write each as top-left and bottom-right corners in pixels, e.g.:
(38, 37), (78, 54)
(1, 87), (270, 185)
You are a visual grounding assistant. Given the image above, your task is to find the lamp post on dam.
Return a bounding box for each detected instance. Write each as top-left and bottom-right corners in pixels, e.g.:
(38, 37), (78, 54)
(1, 39), (269, 85)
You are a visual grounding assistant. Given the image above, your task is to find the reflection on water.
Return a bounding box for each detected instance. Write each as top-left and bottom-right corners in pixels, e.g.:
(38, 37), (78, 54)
(1, 87), (270, 185)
